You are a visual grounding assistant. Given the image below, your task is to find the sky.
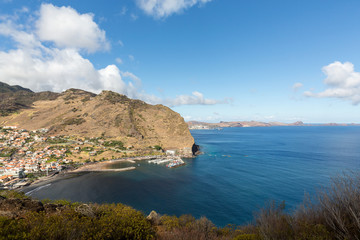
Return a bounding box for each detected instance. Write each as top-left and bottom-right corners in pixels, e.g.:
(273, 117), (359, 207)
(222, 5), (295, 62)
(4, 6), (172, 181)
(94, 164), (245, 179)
(0, 0), (360, 123)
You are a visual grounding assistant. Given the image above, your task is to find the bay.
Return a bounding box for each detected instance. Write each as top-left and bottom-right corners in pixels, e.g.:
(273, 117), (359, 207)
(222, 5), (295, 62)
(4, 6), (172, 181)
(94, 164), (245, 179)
(24, 126), (360, 226)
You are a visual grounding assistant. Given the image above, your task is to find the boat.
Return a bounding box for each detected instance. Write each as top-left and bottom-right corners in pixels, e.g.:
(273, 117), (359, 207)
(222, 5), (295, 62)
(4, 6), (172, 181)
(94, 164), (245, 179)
(166, 159), (185, 168)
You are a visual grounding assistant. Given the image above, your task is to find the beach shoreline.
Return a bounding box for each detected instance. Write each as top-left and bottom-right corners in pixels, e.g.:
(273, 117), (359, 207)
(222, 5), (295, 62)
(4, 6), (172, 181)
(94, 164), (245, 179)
(20, 155), (177, 190)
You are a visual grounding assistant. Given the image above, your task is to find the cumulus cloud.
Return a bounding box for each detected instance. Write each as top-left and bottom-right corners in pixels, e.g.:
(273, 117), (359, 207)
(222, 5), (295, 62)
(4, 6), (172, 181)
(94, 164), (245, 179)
(36, 4), (109, 53)
(0, 4), (223, 107)
(165, 91), (219, 106)
(292, 82), (303, 91)
(136, 0), (212, 18)
(305, 61), (360, 105)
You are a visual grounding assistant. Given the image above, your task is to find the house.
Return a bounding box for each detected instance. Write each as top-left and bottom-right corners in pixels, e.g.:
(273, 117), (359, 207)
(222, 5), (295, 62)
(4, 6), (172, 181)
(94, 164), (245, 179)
(166, 149), (176, 156)
(0, 175), (11, 183)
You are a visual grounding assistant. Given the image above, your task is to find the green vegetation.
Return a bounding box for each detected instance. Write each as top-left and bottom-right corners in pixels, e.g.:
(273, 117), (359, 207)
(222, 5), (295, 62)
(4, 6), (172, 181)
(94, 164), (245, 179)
(0, 190), (29, 199)
(63, 117), (86, 126)
(0, 194), (155, 239)
(46, 158), (57, 163)
(82, 147), (94, 152)
(0, 147), (16, 157)
(103, 91), (130, 104)
(154, 145), (162, 151)
(103, 140), (126, 150)
(46, 137), (67, 144)
(25, 173), (40, 181)
(81, 96), (91, 102)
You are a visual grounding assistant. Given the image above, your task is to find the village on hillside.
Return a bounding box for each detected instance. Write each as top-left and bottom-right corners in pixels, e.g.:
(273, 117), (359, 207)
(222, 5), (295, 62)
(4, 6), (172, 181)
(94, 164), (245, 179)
(0, 126), (168, 189)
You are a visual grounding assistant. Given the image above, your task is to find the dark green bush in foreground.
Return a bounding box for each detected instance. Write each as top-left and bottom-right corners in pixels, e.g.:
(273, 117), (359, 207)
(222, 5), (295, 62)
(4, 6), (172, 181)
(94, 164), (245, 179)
(0, 200), (155, 240)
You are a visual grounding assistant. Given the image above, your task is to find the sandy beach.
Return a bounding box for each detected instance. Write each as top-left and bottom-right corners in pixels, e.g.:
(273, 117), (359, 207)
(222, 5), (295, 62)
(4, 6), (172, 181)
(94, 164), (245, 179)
(21, 159), (138, 191)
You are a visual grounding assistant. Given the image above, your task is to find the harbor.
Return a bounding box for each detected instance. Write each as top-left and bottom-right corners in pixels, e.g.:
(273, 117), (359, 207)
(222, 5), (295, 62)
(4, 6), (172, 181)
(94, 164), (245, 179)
(148, 157), (185, 168)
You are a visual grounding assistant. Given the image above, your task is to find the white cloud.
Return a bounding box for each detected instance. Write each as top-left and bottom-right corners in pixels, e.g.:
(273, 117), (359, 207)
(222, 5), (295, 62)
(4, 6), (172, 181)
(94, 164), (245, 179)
(170, 91), (218, 106)
(117, 40), (124, 47)
(130, 13), (139, 20)
(136, 0), (212, 18)
(36, 4), (109, 53)
(133, 91), (225, 107)
(120, 6), (127, 15)
(128, 54), (135, 61)
(292, 82), (303, 91)
(0, 4), (224, 108)
(305, 61), (360, 105)
(115, 57), (123, 64)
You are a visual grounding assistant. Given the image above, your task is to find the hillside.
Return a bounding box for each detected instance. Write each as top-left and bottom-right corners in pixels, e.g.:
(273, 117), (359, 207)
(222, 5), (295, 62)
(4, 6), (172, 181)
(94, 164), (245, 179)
(0, 82), (59, 116)
(0, 83), (195, 155)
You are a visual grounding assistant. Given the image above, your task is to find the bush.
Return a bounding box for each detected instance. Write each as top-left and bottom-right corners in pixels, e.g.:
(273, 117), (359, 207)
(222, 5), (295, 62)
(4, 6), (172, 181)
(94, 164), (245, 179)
(0, 195), (155, 240)
(317, 172), (360, 239)
(103, 140), (125, 150)
(154, 145), (162, 151)
(62, 118), (85, 126)
(0, 190), (29, 199)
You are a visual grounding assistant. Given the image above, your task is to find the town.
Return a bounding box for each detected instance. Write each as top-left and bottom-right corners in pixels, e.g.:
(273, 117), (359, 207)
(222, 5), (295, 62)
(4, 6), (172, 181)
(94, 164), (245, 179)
(0, 126), (168, 189)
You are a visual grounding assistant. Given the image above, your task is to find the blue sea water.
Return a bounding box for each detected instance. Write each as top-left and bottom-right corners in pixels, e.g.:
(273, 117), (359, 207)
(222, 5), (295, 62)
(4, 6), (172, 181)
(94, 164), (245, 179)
(24, 126), (360, 226)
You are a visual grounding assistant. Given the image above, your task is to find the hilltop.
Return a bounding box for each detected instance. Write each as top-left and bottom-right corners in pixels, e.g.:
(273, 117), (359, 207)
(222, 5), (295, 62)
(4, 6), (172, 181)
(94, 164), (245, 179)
(0, 82), (59, 116)
(0, 82), (195, 155)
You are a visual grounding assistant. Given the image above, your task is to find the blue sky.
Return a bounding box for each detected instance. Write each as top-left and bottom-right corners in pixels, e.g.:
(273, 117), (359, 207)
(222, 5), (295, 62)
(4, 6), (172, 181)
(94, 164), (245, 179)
(0, 0), (360, 123)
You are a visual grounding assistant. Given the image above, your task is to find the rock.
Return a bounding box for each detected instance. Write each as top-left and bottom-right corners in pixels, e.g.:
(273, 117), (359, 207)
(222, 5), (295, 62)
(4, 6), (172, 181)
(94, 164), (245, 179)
(75, 204), (95, 218)
(0, 198), (44, 218)
(43, 203), (66, 214)
(192, 143), (200, 155)
(147, 210), (160, 224)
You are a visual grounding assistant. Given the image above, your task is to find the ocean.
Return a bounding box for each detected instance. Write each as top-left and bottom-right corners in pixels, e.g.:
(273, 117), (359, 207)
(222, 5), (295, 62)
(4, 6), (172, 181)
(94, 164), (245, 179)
(23, 126), (360, 226)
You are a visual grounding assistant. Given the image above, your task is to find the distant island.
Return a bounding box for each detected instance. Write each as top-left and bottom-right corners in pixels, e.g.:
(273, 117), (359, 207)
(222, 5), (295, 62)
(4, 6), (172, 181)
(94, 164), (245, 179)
(187, 120), (360, 129)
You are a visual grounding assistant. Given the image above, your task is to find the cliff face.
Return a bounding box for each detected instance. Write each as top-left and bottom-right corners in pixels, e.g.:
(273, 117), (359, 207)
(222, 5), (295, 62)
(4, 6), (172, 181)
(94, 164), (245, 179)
(0, 86), (194, 154)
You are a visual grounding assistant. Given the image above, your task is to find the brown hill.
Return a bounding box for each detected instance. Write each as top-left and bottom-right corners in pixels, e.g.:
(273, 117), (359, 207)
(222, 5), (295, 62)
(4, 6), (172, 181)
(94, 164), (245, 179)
(0, 86), (195, 155)
(0, 82), (59, 116)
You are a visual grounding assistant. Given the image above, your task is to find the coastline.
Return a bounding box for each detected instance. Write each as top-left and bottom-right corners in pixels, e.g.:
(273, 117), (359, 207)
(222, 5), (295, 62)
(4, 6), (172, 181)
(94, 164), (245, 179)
(21, 154), (183, 190)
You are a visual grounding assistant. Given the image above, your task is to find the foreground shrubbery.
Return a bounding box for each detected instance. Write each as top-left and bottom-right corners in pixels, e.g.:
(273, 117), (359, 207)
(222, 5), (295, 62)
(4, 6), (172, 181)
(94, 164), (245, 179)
(0, 172), (359, 239)
(254, 172), (360, 240)
(0, 205), (155, 240)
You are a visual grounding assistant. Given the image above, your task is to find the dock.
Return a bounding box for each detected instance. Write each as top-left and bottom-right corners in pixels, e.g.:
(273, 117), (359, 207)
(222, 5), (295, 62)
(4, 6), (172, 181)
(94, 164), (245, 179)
(92, 167), (136, 172)
(148, 158), (174, 164)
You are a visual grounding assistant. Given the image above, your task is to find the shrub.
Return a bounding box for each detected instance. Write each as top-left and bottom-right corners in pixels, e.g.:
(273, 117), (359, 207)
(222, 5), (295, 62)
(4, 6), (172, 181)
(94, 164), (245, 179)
(317, 172), (360, 239)
(154, 145), (162, 151)
(62, 118), (85, 126)
(0, 190), (29, 199)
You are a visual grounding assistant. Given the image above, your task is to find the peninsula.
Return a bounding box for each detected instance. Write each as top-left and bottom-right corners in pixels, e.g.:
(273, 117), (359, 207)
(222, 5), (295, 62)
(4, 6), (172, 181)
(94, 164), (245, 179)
(187, 120), (360, 129)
